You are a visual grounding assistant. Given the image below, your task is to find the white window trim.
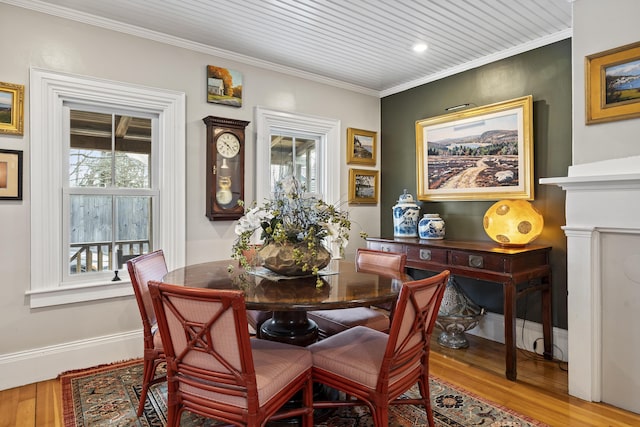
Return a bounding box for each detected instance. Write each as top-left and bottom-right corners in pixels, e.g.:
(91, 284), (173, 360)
(27, 68), (186, 308)
(254, 106), (340, 206)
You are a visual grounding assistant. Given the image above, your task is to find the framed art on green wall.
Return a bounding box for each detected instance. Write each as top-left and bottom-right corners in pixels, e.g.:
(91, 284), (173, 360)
(415, 95), (533, 202)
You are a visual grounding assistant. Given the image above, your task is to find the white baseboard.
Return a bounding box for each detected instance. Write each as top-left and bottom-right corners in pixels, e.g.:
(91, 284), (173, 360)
(0, 330), (143, 391)
(462, 311), (568, 362)
(0, 314), (568, 391)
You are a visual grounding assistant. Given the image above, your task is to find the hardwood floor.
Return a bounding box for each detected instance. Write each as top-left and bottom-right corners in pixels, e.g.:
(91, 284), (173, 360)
(1, 334), (639, 426)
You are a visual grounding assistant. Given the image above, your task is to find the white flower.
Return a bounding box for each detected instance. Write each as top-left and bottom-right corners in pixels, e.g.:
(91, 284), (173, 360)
(234, 207), (272, 236)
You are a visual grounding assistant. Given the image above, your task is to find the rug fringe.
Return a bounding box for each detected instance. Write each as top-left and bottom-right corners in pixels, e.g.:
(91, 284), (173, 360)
(57, 358), (142, 379)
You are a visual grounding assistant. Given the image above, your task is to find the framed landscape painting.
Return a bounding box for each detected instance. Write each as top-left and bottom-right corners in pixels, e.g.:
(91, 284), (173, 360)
(207, 65), (243, 107)
(347, 127), (376, 165)
(415, 95), (533, 201)
(586, 41), (640, 124)
(0, 81), (24, 135)
(348, 168), (378, 204)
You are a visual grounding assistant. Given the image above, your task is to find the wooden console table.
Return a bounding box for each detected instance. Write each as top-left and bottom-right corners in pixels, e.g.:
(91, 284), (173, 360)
(366, 237), (553, 381)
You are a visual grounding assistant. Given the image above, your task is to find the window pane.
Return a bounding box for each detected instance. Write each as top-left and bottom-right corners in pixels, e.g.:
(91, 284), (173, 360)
(69, 111), (152, 189)
(295, 138), (317, 193)
(69, 110), (113, 187)
(69, 195), (113, 274)
(116, 196), (151, 268)
(269, 134), (318, 193)
(114, 115), (151, 189)
(270, 135), (293, 190)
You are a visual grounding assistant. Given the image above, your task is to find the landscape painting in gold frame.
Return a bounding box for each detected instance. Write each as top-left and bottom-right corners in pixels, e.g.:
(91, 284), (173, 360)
(415, 95), (533, 201)
(0, 81), (24, 135)
(586, 41), (640, 124)
(346, 127), (376, 165)
(348, 168), (378, 204)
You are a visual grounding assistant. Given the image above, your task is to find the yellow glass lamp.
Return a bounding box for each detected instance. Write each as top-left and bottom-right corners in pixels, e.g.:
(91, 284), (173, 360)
(483, 200), (544, 247)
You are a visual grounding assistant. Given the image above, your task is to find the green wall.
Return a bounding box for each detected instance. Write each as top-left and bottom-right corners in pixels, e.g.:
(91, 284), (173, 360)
(380, 39), (571, 329)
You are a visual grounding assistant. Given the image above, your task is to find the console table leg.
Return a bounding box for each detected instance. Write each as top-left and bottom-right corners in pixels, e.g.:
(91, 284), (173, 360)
(504, 280), (517, 381)
(542, 272), (554, 360)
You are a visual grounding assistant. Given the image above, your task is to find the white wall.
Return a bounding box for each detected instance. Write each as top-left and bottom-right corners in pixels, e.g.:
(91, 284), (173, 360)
(572, 0), (640, 165)
(0, 3), (380, 388)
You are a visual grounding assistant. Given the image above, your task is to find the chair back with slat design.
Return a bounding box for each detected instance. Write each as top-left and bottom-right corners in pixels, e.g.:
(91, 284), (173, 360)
(355, 248), (407, 275)
(128, 250), (167, 339)
(148, 281), (314, 427)
(309, 269), (449, 427)
(380, 271), (449, 400)
(127, 249), (168, 417)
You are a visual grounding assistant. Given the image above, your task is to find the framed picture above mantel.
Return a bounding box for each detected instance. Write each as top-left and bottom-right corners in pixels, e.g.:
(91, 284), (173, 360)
(415, 95), (534, 202)
(586, 41), (640, 124)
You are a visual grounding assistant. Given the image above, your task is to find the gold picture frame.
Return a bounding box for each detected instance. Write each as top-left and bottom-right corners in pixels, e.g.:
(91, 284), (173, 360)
(586, 41), (640, 124)
(346, 127), (376, 165)
(415, 95), (533, 201)
(348, 168), (378, 204)
(0, 81), (24, 135)
(0, 149), (23, 200)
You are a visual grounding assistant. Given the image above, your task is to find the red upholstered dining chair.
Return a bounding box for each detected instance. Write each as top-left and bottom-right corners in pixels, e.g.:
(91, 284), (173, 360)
(126, 249), (168, 417)
(148, 281), (314, 427)
(308, 269), (450, 427)
(307, 248), (407, 338)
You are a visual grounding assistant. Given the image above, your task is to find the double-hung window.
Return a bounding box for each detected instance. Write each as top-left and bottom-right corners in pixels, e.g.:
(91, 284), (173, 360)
(28, 68), (185, 308)
(65, 108), (156, 282)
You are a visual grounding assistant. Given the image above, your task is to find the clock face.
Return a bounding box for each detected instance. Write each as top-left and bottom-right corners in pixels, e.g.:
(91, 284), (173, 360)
(216, 132), (241, 158)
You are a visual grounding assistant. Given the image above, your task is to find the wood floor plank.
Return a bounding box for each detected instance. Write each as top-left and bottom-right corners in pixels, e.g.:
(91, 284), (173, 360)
(35, 380), (62, 427)
(0, 383), (36, 427)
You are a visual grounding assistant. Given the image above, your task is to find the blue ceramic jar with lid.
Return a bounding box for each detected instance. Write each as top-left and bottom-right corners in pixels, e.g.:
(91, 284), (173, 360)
(418, 213), (445, 239)
(392, 190), (420, 237)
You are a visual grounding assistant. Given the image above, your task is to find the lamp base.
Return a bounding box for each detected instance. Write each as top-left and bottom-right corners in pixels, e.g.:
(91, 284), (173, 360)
(497, 242), (527, 248)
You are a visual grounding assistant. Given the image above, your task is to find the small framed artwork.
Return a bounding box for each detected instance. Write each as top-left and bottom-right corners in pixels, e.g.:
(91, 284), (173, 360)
(206, 65), (243, 107)
(0, 149), (23, 200)
(415, 95), (533, 201)
(347, 127), (376, 165)
(349, 168), (378, 204)
(0, 81), (24, 135)
(586, 41), (640, 124)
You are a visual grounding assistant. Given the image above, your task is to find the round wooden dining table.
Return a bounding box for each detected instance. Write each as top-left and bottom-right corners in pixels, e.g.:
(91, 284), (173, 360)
(163, 258), (411, 345)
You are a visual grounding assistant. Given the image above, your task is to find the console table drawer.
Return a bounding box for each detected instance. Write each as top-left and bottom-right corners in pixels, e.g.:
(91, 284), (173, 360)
(366, 241), (405, 255)
(449, 250), (506, 272)
(406, 245), (447, 264)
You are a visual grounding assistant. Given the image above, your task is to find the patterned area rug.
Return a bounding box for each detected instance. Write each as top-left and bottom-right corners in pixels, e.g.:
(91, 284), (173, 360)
(60, 360), (548, 426)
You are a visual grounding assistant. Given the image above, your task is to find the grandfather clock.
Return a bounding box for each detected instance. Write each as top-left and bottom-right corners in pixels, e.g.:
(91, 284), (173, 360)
(203, 116), (250, 221)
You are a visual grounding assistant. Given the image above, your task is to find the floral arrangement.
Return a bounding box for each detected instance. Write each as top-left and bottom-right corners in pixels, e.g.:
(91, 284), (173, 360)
(232, 176), (356, 275)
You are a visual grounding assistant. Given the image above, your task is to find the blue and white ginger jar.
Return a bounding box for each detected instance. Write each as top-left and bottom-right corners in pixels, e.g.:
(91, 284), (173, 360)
(392, 190), (420, 237)
(418, 213), (445, 240)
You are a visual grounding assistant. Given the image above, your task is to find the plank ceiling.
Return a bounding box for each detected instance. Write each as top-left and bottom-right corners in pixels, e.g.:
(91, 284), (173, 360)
(5, 0), (573, 96)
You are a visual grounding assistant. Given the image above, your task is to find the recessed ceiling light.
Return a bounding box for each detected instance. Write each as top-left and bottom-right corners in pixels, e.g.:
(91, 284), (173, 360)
(412, 42), (428, 53)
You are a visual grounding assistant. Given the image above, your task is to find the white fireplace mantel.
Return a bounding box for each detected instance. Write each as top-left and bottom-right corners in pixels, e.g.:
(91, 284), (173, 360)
(540, 155), (640, 414)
